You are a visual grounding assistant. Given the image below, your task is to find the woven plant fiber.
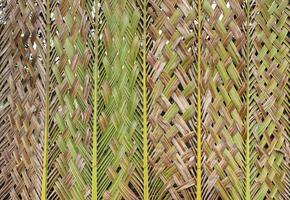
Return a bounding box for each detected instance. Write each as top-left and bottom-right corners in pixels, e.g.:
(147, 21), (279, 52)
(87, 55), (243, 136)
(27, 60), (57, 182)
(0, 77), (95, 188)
(0, 0), (288, 199)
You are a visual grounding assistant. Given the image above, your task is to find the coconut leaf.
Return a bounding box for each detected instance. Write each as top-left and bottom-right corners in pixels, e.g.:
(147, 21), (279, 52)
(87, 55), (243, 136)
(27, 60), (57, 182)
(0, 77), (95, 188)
(147, 1), (198, 199)
(0, 0), (288, 199)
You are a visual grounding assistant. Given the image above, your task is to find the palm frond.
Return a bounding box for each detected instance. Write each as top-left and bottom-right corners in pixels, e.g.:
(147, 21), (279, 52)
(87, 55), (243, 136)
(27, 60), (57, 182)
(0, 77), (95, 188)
(90, 0), (104, 199)
(46, 1), (93, 199)
(0, 0), (288, 199)
(201, 0), (247, 199)
(0, 0), (13, 199)
(135, 0), (151, 199)
(1, 0), (47, 199)
(147, 1), (197, 199)
(249, 0), (288, 199)
(95, 0), (144, 199)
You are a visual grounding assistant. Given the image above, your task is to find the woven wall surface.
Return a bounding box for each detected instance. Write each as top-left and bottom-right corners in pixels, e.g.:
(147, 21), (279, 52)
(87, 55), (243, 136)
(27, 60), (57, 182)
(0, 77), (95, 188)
(0, 0), (289, 199)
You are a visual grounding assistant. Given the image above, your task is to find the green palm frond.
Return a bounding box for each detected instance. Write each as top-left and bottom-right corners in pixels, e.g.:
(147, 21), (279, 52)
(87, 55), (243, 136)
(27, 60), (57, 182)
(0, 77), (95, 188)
(135, 0), (150, 198)
(0, 0), (288, 199)
(47, 1), (93, 199)
(201, 0), (247, 199)
(96, 0), (144, 199)
(250, 0), (288, 199)
(91, 0), (104, 199)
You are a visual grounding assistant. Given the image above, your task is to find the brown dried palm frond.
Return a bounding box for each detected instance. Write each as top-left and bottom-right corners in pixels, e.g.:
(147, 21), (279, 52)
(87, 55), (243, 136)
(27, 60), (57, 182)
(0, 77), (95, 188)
(0, 0), (288, 199)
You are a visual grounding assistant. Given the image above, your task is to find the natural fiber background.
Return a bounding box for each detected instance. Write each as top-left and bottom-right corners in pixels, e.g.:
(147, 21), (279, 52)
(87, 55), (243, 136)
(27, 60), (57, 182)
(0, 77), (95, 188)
(0, 0), (288, 199)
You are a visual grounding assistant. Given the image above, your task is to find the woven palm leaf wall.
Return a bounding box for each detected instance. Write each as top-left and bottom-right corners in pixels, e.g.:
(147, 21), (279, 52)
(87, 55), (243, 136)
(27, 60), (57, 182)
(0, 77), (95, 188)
(0, 0), (288, 199)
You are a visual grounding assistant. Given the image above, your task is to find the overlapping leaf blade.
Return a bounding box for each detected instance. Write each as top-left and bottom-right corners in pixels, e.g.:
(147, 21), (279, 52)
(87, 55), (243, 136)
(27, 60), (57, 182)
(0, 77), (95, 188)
(0, 0), (288, 199)
(95, 0), (145, 199)
(147, 0), (198, 199)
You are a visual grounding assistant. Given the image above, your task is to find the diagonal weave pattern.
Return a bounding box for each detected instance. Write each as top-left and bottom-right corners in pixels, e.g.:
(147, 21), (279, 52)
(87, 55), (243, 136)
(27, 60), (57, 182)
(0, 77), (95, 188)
(0, 0), (13, 198)
(47, 0), (93, 198)
(3, 0), (47, 199)
(96, 0), (144, 199)
(250, 0), (289, 199)
(147, 0), (197, 199)
(201, 0), (247, 199)
(0, 0), (288, 199)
